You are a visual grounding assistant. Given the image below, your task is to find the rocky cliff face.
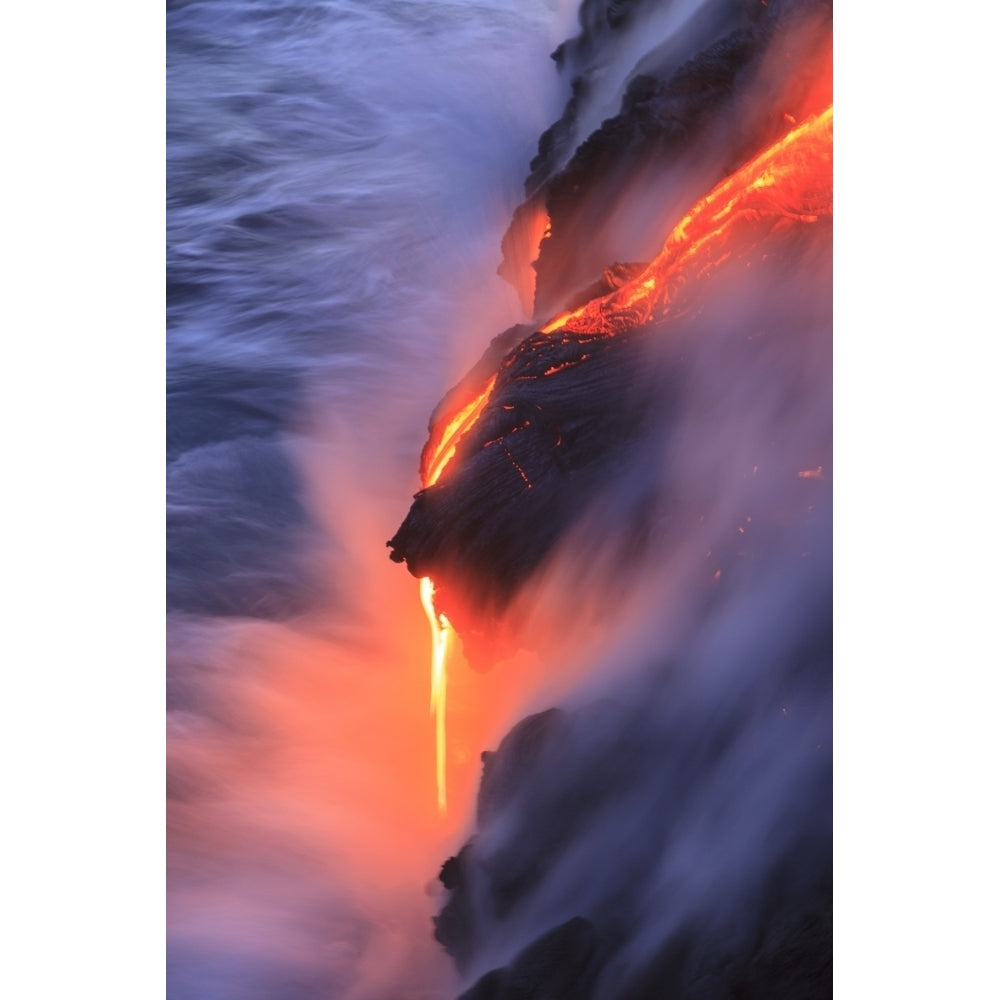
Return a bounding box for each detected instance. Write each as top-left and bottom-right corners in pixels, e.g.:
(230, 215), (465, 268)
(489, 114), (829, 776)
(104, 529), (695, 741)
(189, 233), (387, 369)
(503, 0), (832, 317)
(436, 603), (832, 999)
(388, 2), (833, 996)
(388, 0), (832, 646)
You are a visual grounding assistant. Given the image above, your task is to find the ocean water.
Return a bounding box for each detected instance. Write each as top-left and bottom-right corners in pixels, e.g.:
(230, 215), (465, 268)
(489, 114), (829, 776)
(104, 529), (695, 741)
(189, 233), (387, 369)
(166, 2), (567, 997)
(166, 0), (571, 616)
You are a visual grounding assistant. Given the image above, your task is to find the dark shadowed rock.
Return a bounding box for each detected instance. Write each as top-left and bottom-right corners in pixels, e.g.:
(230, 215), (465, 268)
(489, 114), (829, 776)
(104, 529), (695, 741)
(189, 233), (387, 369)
(618, 874), (832, 1000)
(386, 319), (676, 653)
(400, 7), (832, 998)
(505, 0), (833, 318)
(391, 2), (832, 654)
(388, 208), (830, 657)
(458, 917), (604, 1000)
(434, 622), (832, 1000)
(478, 708), (565, 826)
(435, 710), (568, 968)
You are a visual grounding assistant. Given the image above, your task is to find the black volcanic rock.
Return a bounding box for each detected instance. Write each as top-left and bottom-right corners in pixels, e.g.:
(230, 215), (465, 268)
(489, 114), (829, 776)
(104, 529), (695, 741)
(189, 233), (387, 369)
(530, 0), (665, 194)
(434, 711), (568, 970)
(505, 0), (833, 317)
(393, 3), (833, 652)
(478, 708), (564, 827)
(434, 610), (833, 1000)
(530, 28), (758, 316)
(386, 318), (676, 653)
(457, 917), (604, 1000)
(405, 5), (832, 999)
(388, 206), (831, 657)
(615, 873), (832, 1000)
(454, 899), (831, 1000)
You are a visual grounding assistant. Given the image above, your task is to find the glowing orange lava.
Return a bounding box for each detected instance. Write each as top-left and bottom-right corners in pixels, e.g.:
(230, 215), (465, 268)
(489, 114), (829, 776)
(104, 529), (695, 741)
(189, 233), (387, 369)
(412, 106), (832, 814)
(418, 374), (503, 813)
(419, 575), (451, 813)
(540, 106), (833, 337)
(416, 371), (507, 812)
(421, 375), (498, 488)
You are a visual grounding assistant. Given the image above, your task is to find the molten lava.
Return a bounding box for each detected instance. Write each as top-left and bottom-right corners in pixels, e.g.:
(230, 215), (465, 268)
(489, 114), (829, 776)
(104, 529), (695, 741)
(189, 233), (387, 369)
(418, 373), (502, 812)
(409, 106), (832, 815)
(422, 375), (498, 488)
(540, 106), (833, 337)
(420, 575), (451, 813)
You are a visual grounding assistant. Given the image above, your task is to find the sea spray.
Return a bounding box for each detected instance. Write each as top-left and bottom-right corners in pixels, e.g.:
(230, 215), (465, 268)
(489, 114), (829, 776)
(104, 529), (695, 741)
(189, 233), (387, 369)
(168, 3), (564, 997)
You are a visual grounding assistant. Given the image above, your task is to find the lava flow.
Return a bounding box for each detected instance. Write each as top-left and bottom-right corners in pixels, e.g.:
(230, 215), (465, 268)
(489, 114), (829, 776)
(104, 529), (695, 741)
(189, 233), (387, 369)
(408, 105), (832, 815)
(540, 105), (833, 338)
(418, 372), (502, 812)
(419, 575), (451, 813)
(422, 375), (498, 489)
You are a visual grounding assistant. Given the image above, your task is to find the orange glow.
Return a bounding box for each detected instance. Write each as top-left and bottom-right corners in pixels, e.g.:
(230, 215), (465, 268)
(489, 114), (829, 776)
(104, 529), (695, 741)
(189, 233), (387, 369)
(416, 372), (501, 814)
(540, 106), (832, 338)
(421, 375), (498, 487)
(499, 201), (551, 313)
(409, 107), (832, 816)
(420, 576), (452, 813)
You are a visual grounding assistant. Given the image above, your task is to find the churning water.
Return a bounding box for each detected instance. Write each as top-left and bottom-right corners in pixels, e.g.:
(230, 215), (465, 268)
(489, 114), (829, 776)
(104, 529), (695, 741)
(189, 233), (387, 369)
(167, 2), (567, 997)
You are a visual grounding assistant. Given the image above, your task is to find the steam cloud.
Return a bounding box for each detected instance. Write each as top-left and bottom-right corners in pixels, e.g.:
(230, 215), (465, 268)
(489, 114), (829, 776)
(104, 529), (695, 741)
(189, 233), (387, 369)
(167, 1), (564, 997)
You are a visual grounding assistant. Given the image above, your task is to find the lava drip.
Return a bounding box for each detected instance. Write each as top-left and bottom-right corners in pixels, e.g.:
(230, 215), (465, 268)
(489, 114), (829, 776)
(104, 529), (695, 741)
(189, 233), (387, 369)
(419, 575), (451, 813)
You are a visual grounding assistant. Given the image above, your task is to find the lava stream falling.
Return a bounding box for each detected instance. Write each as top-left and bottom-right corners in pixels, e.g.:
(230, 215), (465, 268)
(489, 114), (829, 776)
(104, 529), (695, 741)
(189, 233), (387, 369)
(420, 575), (452, 813)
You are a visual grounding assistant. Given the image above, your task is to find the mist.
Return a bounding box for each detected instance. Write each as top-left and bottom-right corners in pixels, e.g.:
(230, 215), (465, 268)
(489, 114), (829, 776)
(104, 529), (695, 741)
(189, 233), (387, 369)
(440, 235), (832, 995)
(168, 1), (832, 998)
(167, 2), (567, 997)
